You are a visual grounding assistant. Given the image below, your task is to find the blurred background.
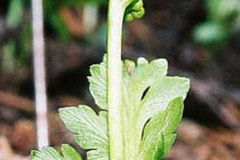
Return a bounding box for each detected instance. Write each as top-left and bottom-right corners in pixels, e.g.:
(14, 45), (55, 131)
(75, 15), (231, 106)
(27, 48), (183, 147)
(0, 0), (240, 159)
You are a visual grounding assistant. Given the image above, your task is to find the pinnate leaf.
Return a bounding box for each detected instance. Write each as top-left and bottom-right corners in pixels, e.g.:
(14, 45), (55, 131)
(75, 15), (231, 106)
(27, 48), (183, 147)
(138, 97), (184, 159)
(88, 56), (107, 110)
(31, 144), (82, 160)
(59, 105), (109, 159)
(59, 55), (190, 160)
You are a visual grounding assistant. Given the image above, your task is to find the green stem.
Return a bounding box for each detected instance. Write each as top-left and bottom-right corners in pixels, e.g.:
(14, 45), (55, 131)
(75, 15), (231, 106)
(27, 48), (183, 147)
(107, 0), (126, 159)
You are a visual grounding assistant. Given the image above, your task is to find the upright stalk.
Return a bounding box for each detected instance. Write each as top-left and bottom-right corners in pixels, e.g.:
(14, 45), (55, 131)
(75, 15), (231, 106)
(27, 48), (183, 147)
(107, 0), (126, 159)
(31, 0), (49, 149)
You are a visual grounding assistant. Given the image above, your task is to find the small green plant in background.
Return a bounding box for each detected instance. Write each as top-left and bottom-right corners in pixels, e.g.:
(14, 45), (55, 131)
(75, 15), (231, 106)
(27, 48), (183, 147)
(31, 0), (190, 159)
(193, 0), (240, 48)
(43, 0), (108, 41)
(6, 0), (107, 40)
(2, 0), (30, 72)
(2, 0), (107, 73)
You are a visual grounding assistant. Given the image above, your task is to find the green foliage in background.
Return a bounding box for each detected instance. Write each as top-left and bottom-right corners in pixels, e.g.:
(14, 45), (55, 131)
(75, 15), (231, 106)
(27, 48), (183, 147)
(193, 0), (240, 47)
(6, 0), (107, 41)
(3, 0), (107, 72)
(6, 0), (24, 29)
(2, 0), (28, 72)
(43, 0), (107, 41)
(2, 41), (16, 72)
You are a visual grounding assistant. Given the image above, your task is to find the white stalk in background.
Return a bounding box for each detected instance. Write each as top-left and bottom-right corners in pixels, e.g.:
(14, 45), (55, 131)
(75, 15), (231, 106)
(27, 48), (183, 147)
(31, 0), (49, 149)
(83, 4), (98, 34)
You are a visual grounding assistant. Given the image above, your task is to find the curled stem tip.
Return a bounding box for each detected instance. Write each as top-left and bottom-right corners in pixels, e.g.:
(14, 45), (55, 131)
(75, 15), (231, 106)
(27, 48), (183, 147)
(124, 0), (145, 22)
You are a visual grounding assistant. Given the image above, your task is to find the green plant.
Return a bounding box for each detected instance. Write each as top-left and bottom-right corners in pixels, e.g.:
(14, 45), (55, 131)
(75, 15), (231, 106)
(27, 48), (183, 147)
(6, 0), (107, 41)
(43, 0), (108, 41)
(2, 0), (29, 72)
(31, 0), (190, 159)
(3, 0), (107, 72)
(193, 0), (240, 46)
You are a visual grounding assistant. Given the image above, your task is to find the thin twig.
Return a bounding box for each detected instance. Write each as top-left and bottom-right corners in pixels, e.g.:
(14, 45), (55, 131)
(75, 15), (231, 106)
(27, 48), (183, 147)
(31, 0), (49, 149)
